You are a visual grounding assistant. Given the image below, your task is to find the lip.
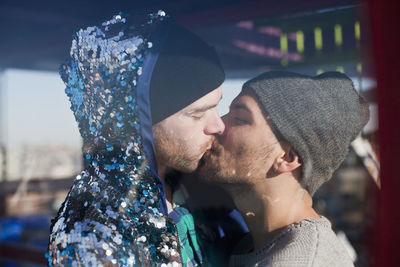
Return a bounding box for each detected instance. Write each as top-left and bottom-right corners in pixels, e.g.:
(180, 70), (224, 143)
(198, 145), (212, 165)
(203, 148), (211, 156)
(201, 147), (212, 160)
(202, 140), (213, 154)
(198, 150), (209, 168)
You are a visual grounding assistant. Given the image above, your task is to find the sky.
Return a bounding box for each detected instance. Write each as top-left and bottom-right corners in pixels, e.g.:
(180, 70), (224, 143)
(0, 68), (377, 148)
(2, 69), (82, 147)
(0, 69), (244, 148)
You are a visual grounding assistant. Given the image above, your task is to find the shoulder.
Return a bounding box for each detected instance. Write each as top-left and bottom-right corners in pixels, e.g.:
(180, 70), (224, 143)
(230, 217), (354, 267)
(265, 217), (353, 267)
(304, 217), (354, 267)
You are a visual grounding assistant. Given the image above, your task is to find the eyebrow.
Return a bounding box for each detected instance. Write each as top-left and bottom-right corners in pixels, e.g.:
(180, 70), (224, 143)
(230, 103), (251, 113)
(189, 95), (223, 113)
(190, 104), (217, 113)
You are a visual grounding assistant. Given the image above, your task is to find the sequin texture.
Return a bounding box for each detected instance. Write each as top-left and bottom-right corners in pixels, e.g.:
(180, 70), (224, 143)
(47, 11), (181, 266)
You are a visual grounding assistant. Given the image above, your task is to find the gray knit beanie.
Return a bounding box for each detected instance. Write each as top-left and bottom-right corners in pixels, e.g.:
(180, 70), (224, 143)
(244, 71), (370, 196)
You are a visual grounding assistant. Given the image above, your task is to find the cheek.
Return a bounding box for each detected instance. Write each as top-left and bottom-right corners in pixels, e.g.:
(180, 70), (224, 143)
(164, 117), (195, 140)
(170, 121), (211, 149)
(179, 119), (211, 144)
(223, 129), (252, 156)
(182, 126), (208, 145)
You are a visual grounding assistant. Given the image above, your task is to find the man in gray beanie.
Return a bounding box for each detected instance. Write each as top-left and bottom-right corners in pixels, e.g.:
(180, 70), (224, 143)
(197, 71), (369, 266)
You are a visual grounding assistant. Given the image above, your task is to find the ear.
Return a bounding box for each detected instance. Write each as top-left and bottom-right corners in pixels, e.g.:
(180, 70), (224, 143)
(273, 145), (302, 174)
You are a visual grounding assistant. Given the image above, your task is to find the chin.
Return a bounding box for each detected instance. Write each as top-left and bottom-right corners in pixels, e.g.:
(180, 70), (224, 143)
(176, 159), (200, 174)
(183, 165), (198, 174)
(196, 160), (220, 183)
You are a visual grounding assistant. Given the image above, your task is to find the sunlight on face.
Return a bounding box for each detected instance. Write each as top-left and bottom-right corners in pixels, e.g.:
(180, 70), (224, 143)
(197, 90), (281, 184)
(153, 86), (225, 173)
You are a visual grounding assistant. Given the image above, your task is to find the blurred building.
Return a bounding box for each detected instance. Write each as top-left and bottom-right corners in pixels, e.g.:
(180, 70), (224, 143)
(0, 1), (381, 266)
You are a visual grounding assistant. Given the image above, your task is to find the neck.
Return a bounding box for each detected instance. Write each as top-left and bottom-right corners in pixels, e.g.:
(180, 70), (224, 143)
(226, 174), (319, 251)
(157, 162), (174, 213)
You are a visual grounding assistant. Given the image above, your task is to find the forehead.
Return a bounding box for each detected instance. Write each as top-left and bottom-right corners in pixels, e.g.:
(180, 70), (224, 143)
(232, 91), (265, 117)
(183, 86), (222, 111)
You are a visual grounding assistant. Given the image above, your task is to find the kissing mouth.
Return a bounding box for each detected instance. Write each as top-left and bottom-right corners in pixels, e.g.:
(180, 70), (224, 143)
(198, 143), (214, 168)
(203, 138), (222, 159)
(202, 137), (216, 155)
(198, 152), (209, 169)
(197, 140), (213, 167)
(210, 137), (224, 155)
(197, 137), (224, 169)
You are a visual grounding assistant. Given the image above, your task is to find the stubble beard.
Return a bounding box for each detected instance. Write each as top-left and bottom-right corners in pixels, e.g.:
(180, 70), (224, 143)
(197, 138), (275, 191)
(153, 125), (208, 173)
(197, 138), (239, 185)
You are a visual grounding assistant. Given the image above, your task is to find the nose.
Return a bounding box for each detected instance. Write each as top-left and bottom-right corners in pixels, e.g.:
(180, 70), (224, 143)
(204, 112), (225, 135)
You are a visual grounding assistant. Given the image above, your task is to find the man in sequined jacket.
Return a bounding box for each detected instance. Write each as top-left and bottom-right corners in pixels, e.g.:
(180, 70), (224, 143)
(47, 11), (228, 267)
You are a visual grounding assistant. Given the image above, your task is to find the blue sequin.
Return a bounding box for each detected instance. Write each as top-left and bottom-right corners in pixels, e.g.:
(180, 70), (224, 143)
(47, 11), (181, 267)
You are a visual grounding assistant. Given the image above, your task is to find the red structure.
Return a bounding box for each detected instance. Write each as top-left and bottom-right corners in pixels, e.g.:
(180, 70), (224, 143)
(368, 0), (400, 266)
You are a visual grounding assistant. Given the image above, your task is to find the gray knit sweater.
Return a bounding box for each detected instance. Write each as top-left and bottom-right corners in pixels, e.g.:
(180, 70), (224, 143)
(229, 217), (354, 267)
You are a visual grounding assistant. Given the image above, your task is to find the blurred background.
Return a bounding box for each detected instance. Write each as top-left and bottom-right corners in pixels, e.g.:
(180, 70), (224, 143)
(0, 0), (390, 266)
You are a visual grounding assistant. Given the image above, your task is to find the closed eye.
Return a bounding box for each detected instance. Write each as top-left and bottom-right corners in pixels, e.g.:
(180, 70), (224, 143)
(191, 113), (204, 120)
(235, 117), (248, 124)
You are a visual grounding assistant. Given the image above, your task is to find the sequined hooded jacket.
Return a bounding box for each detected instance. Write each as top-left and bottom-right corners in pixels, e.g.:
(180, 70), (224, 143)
(47, 11), (184, 266)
